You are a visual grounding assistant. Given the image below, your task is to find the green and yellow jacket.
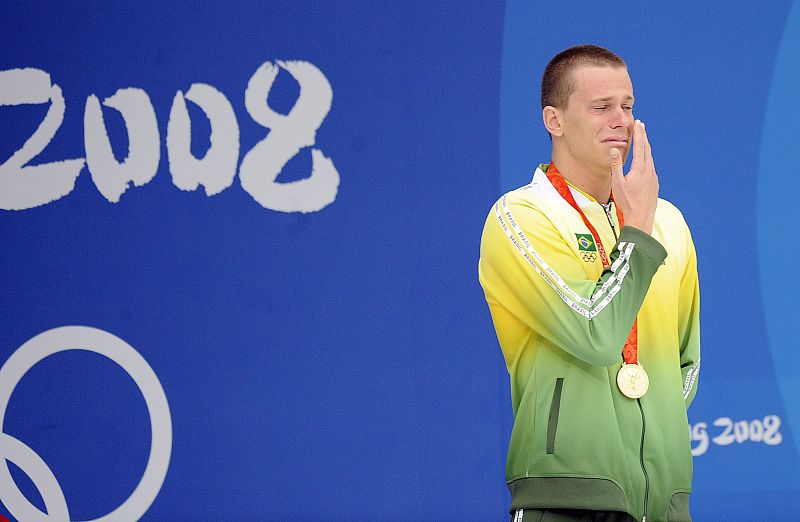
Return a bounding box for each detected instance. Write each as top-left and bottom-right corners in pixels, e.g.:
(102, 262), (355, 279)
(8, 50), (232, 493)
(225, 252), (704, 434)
(478, 165), (700, 522)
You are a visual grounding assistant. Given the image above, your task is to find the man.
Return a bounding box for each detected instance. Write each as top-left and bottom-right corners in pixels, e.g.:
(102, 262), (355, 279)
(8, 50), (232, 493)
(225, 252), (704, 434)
(478, 45), (700, 521)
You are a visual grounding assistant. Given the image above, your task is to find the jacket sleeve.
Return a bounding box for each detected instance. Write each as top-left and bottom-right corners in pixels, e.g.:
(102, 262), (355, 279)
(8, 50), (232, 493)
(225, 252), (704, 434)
(677, 224), (701, 409)
(479, 193), (667, 368)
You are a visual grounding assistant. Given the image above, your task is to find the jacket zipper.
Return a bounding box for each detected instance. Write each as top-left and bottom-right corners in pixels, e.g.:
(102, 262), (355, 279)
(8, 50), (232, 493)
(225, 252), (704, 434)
(602, 202), (618, 240)
(606, 201), (649, 520)
(637, 398), (650, 521)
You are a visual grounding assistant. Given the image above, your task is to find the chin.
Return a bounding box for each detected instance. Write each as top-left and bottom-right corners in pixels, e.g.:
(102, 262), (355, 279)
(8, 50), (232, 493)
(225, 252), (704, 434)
(603, 145), (630, 161)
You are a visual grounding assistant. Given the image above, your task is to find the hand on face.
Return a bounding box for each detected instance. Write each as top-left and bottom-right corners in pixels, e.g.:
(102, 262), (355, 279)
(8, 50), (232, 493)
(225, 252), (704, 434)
(609, 120), (659, 235)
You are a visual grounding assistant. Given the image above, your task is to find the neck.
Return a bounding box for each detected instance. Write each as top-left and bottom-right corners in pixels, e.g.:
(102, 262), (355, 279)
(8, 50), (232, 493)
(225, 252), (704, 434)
(550, 152), (611, 203)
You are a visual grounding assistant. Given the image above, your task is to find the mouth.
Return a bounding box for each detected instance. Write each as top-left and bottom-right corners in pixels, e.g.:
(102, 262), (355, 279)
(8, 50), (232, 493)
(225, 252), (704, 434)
(601, 137), (629, 147)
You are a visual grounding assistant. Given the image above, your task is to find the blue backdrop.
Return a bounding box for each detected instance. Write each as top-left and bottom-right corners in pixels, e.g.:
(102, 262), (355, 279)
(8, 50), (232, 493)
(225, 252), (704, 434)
(1, 1), (798, 520)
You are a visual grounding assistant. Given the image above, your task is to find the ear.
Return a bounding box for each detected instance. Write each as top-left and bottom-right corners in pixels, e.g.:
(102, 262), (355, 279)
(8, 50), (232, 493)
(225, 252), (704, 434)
(542, 106), (564, 137)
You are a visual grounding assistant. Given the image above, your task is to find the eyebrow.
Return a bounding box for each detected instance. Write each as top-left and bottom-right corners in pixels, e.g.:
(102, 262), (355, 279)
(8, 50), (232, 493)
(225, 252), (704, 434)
(591, 96), (635, 103)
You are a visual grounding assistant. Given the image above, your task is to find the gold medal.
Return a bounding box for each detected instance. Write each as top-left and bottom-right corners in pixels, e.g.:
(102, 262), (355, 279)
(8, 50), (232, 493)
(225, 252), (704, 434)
(616, 363), (649, 399)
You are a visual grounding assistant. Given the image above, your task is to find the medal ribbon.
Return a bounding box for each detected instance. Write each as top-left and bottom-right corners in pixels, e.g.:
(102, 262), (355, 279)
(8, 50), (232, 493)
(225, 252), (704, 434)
(545, 163), (639, 365)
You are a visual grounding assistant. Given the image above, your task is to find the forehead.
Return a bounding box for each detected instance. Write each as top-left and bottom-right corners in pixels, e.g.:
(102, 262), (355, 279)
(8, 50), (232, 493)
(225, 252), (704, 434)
(569, 64), (633, 102)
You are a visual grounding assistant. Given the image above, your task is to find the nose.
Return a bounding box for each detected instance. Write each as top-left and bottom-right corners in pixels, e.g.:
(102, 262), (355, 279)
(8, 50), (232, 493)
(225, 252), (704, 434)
(609, 106), (633, 129)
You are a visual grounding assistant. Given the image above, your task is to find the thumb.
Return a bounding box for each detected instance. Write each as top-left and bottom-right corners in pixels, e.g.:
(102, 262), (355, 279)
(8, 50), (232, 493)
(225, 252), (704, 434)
(610, 148), (623, 178)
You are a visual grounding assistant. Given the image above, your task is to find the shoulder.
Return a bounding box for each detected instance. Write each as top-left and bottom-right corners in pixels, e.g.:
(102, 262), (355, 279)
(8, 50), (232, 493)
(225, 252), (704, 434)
(655, 197), (691, 231)
(483, 186), (564, 241)
(481, 178), (570, 260)
(653, 198), (697, 260)
(485, 167), (567, 220)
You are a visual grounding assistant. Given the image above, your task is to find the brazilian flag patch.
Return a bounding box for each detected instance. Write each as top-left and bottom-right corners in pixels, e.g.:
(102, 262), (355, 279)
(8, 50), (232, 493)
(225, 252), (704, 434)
(575, 233), (597, 252)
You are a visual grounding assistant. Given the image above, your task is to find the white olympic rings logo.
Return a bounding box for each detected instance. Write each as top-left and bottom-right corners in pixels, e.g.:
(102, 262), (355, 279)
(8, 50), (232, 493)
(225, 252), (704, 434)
(0, 326), (172, 521)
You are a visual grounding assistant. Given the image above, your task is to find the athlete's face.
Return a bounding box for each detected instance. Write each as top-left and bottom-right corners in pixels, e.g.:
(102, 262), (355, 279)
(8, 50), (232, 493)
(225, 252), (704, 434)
(559, 65), (635, 173)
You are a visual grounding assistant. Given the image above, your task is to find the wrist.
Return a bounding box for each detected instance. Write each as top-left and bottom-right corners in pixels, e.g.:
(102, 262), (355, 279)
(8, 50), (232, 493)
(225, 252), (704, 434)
(622, 215), (654, 235)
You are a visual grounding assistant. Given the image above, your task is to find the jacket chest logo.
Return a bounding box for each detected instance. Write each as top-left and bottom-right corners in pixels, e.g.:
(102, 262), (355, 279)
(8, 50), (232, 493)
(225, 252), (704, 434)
(575, 233), (597, 263)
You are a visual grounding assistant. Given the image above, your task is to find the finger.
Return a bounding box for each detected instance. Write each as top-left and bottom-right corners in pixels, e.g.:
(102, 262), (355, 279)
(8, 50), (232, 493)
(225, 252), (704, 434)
(610, 147), (623, 179)
(639, 122), (659, 200)
(640, 121), (653, 171)
(630, 120), (644, 174)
